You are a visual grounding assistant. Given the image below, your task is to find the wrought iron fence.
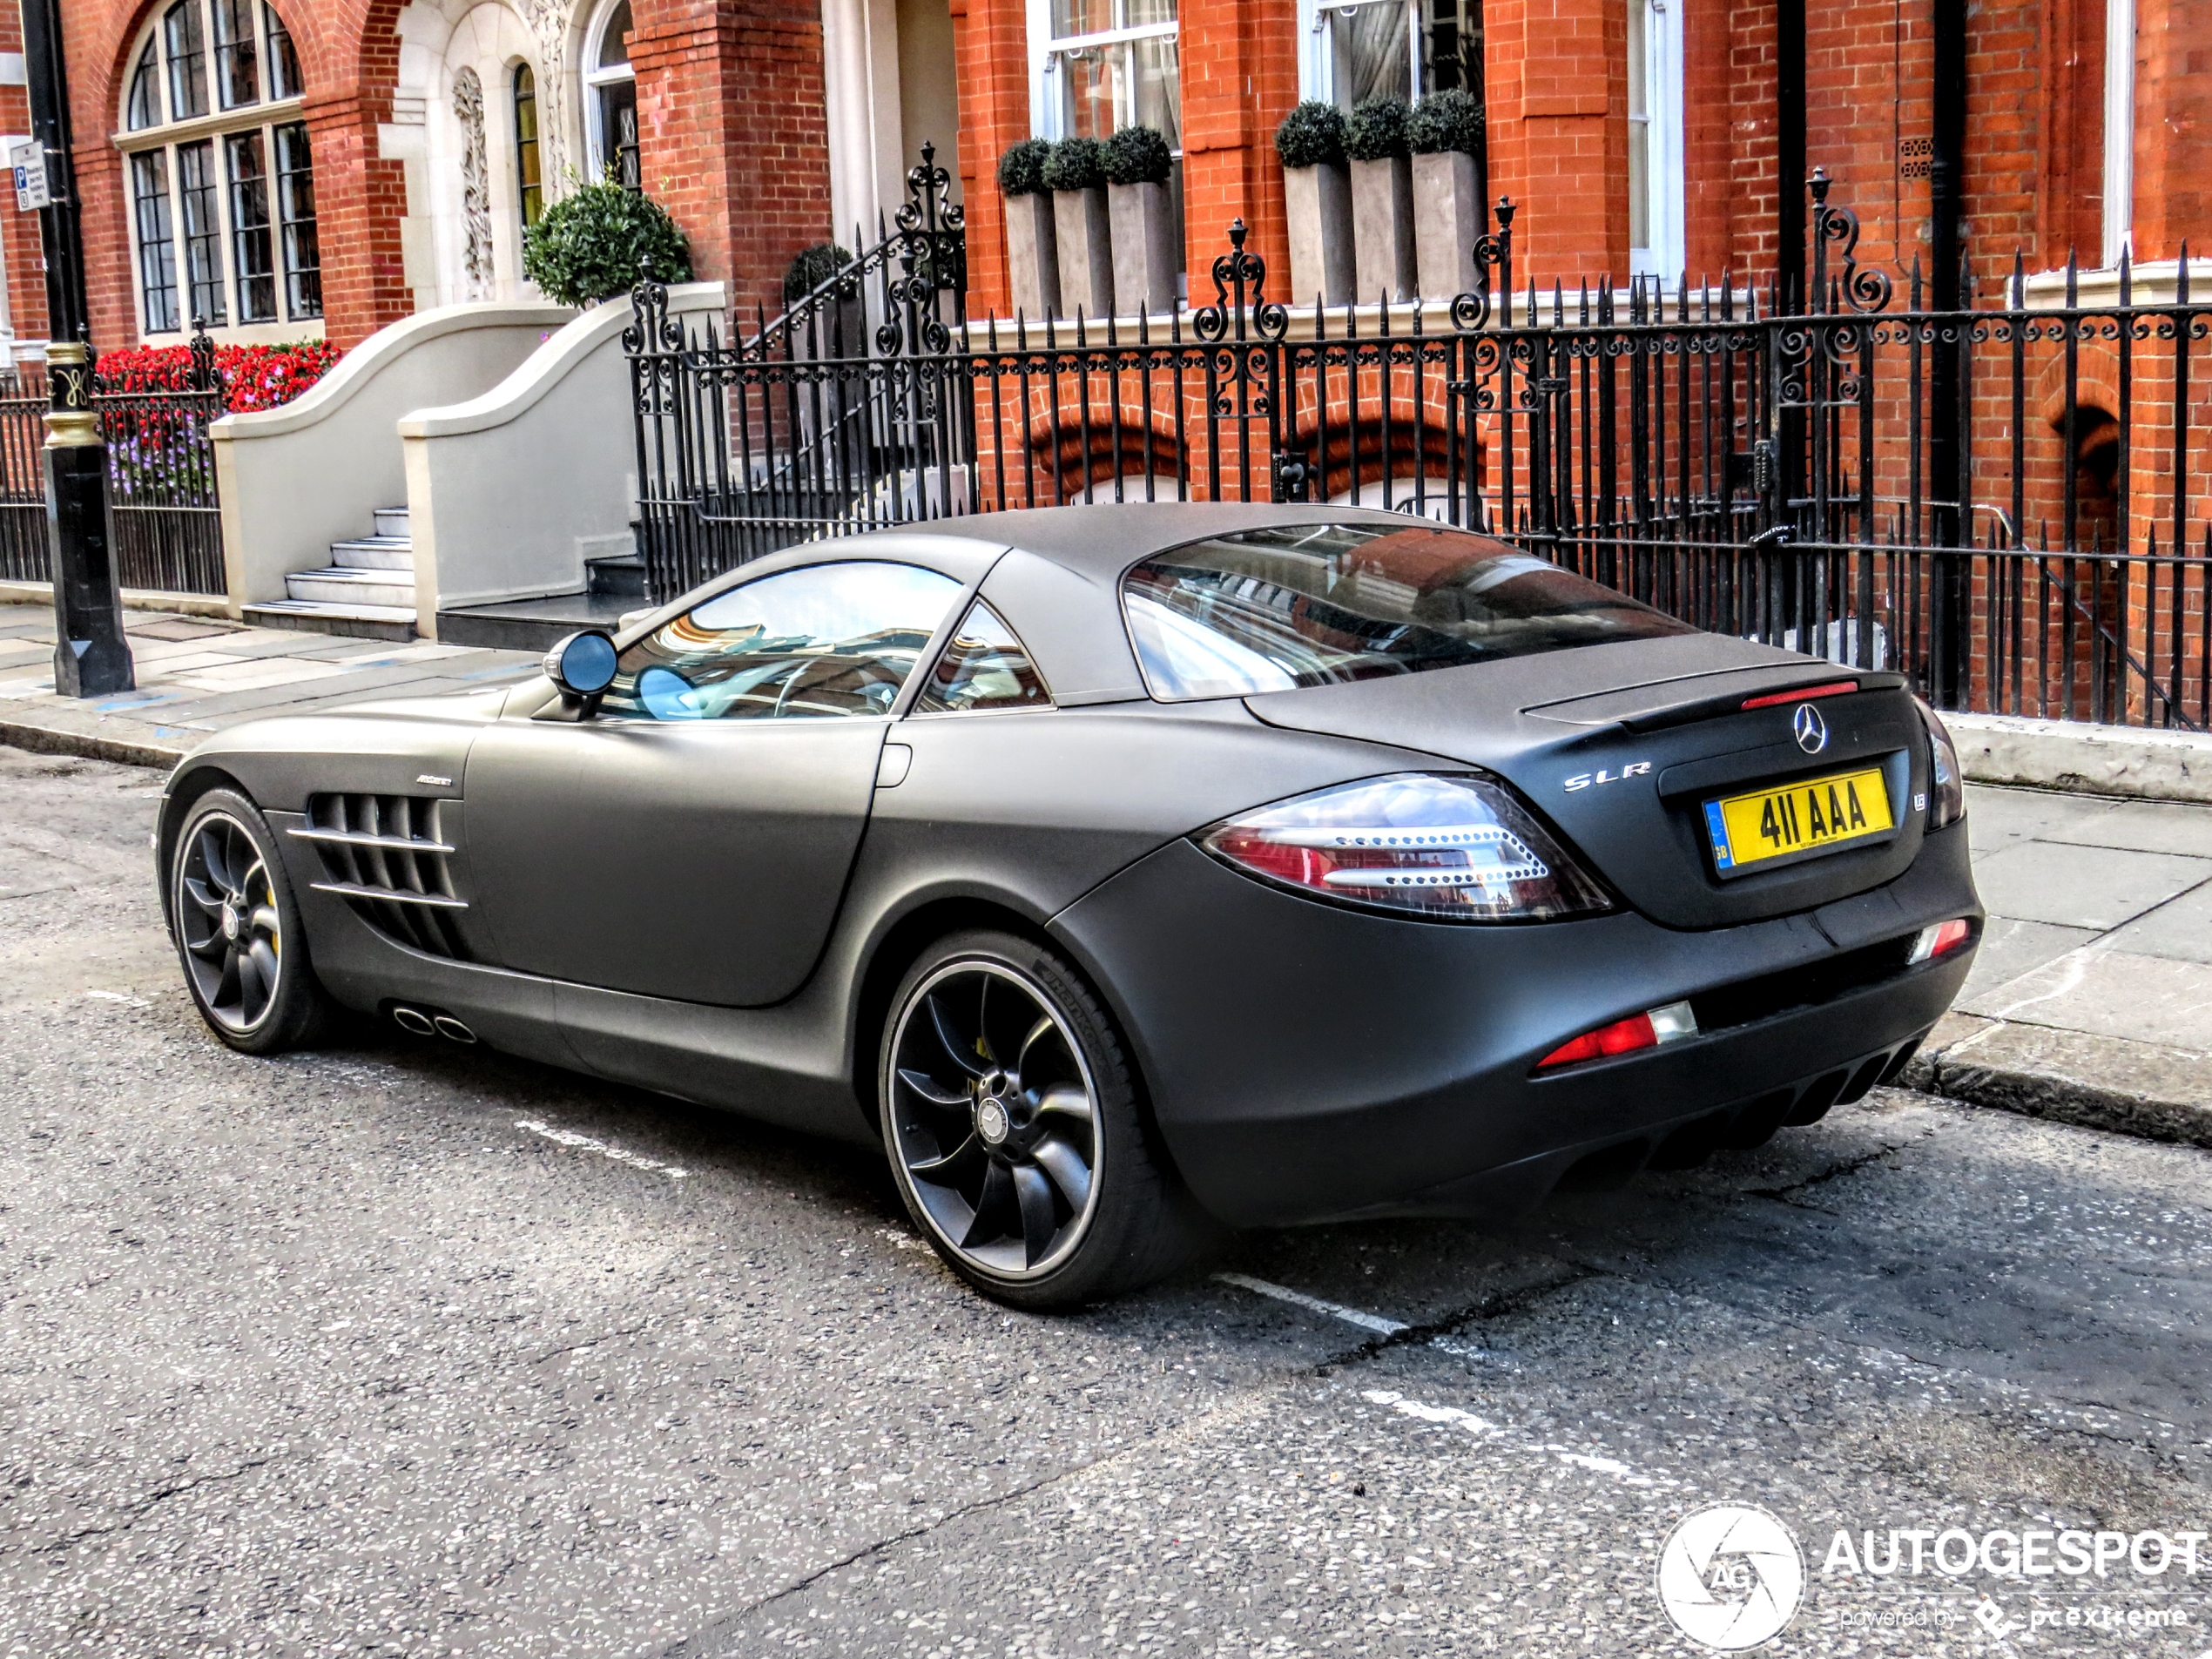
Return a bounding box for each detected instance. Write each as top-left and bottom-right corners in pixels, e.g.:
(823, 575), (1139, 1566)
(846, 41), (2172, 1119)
(0, 331), (227, 597)
(629, 164), (2212, 730)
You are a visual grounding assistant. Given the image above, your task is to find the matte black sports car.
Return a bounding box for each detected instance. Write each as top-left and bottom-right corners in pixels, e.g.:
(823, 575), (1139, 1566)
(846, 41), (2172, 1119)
(160, 505), (1980, 1306)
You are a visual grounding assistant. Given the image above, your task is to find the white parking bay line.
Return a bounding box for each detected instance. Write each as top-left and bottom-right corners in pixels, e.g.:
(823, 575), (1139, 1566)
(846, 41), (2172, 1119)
(513, 1118), (689, 1179)
(1212, 1271), (1411, 1337)
(1362, 1388), (1677, 1491)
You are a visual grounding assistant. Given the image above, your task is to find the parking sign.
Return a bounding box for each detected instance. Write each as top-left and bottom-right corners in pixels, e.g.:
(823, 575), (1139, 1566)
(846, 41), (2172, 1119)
(8, 138), (47, 212)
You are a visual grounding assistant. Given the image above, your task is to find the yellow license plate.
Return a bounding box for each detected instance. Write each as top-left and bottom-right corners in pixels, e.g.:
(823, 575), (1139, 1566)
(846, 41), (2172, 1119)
(1704, 766), (1894, 874)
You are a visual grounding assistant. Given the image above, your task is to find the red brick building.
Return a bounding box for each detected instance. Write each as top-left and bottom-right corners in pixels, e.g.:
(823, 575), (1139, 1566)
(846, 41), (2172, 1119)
(3, 0), (860, 358)
(4, 0), (2202, 357)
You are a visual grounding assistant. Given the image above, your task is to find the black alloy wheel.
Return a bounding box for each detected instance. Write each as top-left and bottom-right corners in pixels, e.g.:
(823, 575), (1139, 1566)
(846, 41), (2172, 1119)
(880, 931), (1211, 1308)
(170, 788), (331, 1054)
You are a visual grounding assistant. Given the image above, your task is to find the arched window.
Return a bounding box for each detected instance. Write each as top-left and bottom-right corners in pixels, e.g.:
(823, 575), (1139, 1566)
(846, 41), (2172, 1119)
(118, 0), (320, 338)
(584, 0), (638, 189)
(513, 64), (543, 230)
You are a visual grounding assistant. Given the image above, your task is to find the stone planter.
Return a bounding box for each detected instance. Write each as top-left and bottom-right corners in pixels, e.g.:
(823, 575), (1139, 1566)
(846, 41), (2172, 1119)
(1004, 192), (1062, 319)
(1412, 150), (1484, 301)
(1053, 185), (1115, 317)
(1109, 179), (1177, 316)
(1283, 161), (1355, 308)
(1351, 155), (1417, 303)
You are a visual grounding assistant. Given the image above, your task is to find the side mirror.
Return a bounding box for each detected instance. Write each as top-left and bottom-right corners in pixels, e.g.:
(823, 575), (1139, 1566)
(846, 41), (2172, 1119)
(544, 630), (618, 711)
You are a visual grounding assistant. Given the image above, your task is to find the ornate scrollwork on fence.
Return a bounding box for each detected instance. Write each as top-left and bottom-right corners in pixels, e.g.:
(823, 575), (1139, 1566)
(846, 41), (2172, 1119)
(1191, 219), (1288, 345)
(1808, 168), (1892, 315)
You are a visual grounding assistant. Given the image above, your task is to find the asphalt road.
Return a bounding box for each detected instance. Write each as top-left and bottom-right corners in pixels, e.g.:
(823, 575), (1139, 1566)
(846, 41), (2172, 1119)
(3, 747), (2209, 1658)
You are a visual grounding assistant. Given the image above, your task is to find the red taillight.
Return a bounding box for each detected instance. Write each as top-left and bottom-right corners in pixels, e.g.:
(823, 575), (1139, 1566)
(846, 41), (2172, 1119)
(1200, 773), (1613, 922)
(1742, 679), (1858, 710)
(1909, 917), (1973, 963)
(1536, 1000), (1698, 1070)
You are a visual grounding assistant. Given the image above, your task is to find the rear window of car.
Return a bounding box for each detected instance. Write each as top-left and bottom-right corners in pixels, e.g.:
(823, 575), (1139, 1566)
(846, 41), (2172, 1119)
(1122, 522), (1697, 701)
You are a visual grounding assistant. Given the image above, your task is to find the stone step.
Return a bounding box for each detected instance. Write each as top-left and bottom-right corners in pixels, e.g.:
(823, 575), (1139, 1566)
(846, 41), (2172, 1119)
(586, 553), (647, 599)
(286, 565), (416, 610)
(330, 536), (415, 571)
(243, 600), (418, 642)
(372, 506), (410, 538)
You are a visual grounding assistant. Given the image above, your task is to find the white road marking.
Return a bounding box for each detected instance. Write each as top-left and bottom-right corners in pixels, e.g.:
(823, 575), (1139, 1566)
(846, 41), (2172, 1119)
(513, 1118), (689, 1179)
(84, 989), (151, 1007)
(1213, 1272), (1411, 1337)
(1362, 1388), (1675, 1490)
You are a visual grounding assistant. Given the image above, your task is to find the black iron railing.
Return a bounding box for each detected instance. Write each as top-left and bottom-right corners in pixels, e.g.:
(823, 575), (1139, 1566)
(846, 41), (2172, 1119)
(0, 329), (227, 597)
(629, 165), (2212, 729)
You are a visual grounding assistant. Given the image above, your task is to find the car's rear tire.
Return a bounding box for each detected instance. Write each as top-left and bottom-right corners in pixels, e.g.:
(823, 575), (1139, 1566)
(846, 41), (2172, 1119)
(169, 787), (334, 1055)
(879, 929), (1211, 1309)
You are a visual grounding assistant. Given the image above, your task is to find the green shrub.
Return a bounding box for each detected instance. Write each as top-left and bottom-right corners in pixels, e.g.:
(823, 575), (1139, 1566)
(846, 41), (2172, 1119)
(1274, 100), (1348, 169)
(1042, 136), (1107, 192)
(1345, 97), (1412, 162)
(1408, 88), (1484, 156)
(522, 180), (691, 307)
(1101, 125), (1173, 186)
(782, 242), (853, 305)
(997, 138), (1052, 196)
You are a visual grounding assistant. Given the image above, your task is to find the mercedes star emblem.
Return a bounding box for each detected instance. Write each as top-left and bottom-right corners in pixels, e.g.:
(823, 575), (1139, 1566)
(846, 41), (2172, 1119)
(1792, 704), (1830, 754)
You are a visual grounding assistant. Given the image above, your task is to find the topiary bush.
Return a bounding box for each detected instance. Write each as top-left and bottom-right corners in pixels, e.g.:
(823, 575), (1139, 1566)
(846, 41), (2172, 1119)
(1101, 125), (1173, 186)
(782, 242), (853, 305)
(1042, 135), (1107, 192)
(1407, 87), (1484, 156)
(1274, 100), (1348, 169)
(997, 137), (1052, 196)
(1345, 97), (1412, 162)
(523, 180), (691, 307)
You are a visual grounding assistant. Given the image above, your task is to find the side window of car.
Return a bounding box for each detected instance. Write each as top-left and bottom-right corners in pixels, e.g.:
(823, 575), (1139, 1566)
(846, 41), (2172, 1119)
(913, 602), (1053, 714)
(600, 562), (964, 722)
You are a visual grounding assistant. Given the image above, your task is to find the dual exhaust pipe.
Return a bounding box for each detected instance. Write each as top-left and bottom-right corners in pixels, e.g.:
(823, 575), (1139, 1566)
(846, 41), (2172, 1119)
(391, 1004), (476, 1044)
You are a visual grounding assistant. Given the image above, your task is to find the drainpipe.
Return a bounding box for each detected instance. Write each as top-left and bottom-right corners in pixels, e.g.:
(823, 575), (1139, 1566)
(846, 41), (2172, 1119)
(1928, 0), (1969, 704)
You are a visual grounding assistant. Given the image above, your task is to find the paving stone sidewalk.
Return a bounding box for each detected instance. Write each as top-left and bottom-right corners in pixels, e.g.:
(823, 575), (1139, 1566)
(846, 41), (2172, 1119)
(1905, 784), (2212, 1148)
(0, 605), (538, 765)
(1, 600), (2205, 1150)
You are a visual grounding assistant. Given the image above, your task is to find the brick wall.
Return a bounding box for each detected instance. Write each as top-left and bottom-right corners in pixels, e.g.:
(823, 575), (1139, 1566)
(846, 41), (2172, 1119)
(1480, 0), (1632, 281)
(633, 0), (833, 320)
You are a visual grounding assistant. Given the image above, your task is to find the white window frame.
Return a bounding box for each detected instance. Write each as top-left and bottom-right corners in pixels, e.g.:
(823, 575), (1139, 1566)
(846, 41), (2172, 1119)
(2101, 0), (2134, 266)
(1027, 0), (1179, 141)
(1296, 0), (1420, 108)
(583, 0), (637, 182)
(113, 0), (320, 341)
(1627, 0), (1683, 280)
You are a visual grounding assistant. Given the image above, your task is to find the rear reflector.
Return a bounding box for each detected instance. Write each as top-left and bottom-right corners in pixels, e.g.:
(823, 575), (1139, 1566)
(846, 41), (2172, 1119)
(1908, 917), (1973, 963)
(1742, 679), (1858, 710)
(1537, 999), (1698, 1070)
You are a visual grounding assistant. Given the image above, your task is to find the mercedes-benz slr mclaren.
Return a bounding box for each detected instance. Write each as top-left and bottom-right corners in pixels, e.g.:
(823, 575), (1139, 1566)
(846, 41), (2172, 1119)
(159, 505), (1980, 1306)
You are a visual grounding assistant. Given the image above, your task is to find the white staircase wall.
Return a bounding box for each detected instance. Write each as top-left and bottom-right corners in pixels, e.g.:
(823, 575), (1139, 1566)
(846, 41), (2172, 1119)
(210, 300), (575, 617)
(399, 282), (726, 638)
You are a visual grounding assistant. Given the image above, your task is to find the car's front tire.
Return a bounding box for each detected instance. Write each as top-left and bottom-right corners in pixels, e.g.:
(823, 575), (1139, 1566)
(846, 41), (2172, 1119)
(879, 929), (1209, 1309)
(169, 787), (333, 1055)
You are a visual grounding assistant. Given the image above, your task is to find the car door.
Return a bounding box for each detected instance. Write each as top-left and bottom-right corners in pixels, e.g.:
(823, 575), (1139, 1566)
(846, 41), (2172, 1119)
(463, 559), (968, 1007)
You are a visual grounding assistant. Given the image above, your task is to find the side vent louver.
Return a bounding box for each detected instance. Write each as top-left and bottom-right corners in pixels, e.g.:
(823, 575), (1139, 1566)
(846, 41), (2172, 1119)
(293, 793), (471, 961)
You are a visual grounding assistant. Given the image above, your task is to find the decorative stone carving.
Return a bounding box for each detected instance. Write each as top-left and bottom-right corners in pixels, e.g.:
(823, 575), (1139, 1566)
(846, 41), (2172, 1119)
(454, 65), (493, 300)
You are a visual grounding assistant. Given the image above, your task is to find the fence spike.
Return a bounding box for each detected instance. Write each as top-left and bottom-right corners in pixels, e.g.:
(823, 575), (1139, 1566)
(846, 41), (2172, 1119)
(1910, 256), (1922, 308)
(2119, 245), (2132, 306)
(2180, 241), (2190, 305)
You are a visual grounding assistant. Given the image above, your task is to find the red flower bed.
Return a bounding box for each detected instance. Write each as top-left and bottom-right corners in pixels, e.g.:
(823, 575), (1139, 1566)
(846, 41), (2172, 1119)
(92, 340), (344, 412)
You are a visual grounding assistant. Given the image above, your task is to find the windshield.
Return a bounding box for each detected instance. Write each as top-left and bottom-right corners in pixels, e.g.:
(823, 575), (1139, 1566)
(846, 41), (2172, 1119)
(1122, 523), (1696, 701)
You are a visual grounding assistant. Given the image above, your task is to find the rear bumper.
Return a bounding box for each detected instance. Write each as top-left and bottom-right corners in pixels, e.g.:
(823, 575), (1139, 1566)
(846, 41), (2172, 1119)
(1048, 821), (1979, 1228)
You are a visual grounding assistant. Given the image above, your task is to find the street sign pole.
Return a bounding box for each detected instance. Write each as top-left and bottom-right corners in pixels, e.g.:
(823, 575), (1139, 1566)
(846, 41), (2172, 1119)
(20, 0), (132, 698)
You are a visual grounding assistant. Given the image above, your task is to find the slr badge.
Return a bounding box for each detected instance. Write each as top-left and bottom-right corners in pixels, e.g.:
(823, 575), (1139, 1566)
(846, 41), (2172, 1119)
(1792, 705), (1829, 755)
